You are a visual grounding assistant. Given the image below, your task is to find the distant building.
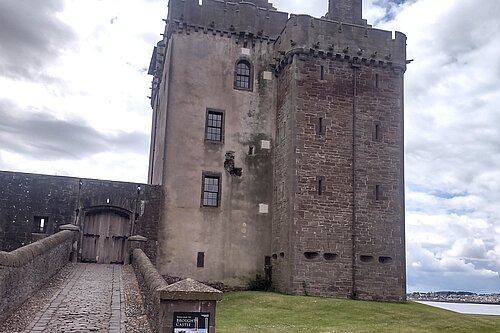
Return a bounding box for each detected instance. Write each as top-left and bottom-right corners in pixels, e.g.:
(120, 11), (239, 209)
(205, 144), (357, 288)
(147, 0), (407, 301)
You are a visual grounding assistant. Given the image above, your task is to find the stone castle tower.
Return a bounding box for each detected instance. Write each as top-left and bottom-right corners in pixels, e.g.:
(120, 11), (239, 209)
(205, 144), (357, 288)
(148, 0), (406, 301)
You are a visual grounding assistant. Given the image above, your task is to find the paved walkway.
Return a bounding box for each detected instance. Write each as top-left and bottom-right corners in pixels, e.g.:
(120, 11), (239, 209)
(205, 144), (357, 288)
(22, 264), (126, 333)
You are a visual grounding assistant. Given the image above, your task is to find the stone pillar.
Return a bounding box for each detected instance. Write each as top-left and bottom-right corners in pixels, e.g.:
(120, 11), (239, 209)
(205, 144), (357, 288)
(128, 235), (148, 265)
(59, 224), (80, 262)
(157, 278), (223, 332)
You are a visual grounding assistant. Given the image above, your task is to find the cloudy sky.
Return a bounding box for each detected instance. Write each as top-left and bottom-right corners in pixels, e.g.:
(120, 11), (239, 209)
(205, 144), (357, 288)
(0, 0), (499, 293)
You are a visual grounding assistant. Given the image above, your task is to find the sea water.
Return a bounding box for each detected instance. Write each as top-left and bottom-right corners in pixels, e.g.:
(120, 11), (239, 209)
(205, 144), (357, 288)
(417, 301), (500, 316)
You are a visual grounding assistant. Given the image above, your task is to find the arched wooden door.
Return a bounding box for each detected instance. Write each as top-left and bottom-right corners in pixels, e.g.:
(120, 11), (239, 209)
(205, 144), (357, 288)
(81, 211), (130, 264)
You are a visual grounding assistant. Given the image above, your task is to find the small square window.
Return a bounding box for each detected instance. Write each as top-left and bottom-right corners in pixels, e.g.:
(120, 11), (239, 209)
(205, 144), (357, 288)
(202, 173), (221, 207)
(33, 216), (48, 233)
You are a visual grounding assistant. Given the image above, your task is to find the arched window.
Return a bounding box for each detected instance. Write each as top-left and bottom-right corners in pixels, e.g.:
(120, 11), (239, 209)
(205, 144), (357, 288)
(234, 60), (252, 90)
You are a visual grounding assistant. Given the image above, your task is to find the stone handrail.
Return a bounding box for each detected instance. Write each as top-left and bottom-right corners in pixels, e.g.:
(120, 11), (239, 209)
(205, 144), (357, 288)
(0, 227), (78, 323)
(131, 248), (223, 332)
(0, 230), (74, 267)
(132, 248), (168, 333)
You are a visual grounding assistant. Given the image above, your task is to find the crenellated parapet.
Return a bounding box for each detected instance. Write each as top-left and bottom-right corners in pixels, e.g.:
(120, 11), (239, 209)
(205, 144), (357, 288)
(149, 0), (289, 104)
(272, 14), (407, 74)
(167, 0), (288, 39)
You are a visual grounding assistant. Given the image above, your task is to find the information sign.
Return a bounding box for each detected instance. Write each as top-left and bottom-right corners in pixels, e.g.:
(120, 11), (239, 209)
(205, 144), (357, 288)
(173, 312), (210, 333)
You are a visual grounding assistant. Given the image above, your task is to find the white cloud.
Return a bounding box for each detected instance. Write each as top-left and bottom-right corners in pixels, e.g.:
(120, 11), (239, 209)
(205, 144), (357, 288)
(387, 0), (500, 292)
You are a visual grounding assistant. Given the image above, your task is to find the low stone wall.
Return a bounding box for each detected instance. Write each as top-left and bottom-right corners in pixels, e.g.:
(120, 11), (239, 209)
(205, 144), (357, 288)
(0, 230), (75, 323)
(131, 248), (168, 333)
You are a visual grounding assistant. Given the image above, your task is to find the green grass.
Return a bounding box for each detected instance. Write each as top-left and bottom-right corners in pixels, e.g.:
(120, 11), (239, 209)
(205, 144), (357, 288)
(216, 291), (500, 333)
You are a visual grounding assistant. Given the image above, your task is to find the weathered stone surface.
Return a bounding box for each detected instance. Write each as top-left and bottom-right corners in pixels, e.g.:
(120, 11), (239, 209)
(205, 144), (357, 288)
(21, 264), (126, 333)
(0, 231), (74, 323)
(148, 0), (406, 301)
(0, 171), (162, 264)
(132, 249), (167, 333)
(158, 278), (223, 301)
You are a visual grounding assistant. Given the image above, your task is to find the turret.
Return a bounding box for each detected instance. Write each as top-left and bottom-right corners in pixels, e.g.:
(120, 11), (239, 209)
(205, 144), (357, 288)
(327, 0), (364, 25)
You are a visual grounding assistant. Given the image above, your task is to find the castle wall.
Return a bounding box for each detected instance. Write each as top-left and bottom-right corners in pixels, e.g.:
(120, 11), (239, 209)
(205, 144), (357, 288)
(272, 59), (296, 293)
(154, 29), (276, 286)
(0, 171), (162, 263)
(270, 14), (406, 301)
(149, 39), (172, 185)
(352, 61), (406, 301)
(167, 0), (288, 39)
(291, 57), (356, 298)
(149, 0), (407, 300)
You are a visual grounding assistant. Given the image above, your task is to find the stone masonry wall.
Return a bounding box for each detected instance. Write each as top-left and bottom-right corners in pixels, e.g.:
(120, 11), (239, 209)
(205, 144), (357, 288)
(271, 15), (406, 300)
(290, 57), (356, 298)
(0, 230), (75, 323)
(271, 60), (295, 293)
(167, 0), (288, 39)
(352, 60), (406, 301)
(132, 248), (168, 333)
(0, 171), (162, 263)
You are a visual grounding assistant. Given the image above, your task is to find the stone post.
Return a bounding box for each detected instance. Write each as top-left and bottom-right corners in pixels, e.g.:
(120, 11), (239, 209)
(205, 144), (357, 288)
(59, 224), (80, 262)
(128, 235), (148, 265)
(157, 278), (223, 332)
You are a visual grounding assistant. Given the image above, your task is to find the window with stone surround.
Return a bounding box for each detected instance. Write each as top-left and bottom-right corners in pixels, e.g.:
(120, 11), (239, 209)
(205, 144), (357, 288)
(317, 176), (325, 196)
(33, 216), (48, 233)
(205, 110), (224, 143)
(201, 173), (221, 207)
(373, 121), (382, 142)
(316, 116), (326, 135)
(234, 60), (252, 90)
(197, 252), (205, 268)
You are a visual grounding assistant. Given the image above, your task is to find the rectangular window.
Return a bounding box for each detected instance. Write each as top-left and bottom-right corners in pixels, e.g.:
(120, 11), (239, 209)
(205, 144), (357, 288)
(33, 216), (48, 233)
(317, 117), (325, 135)
(197, 252), (205, 268)
(374, 73), (379, 88)
(202, 174), (221, 207)
(373, 122), (382, 142)
(375, 185), (381, 201)
(205, 110), (224, 142)
(320, 65), (325, 80)
(265, 256), (271, 266)
(317, 176), (325, 196)
(235, 60), (252, 90)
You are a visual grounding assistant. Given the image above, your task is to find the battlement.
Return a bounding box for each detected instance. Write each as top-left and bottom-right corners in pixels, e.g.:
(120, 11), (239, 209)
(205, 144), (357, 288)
(167, 0), (288, 38)
(327, 0), (364, 25)
(274, 14), (407, 70)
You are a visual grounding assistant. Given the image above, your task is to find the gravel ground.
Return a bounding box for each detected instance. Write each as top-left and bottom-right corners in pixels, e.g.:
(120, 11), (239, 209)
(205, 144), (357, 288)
(0, 264), (152, 333)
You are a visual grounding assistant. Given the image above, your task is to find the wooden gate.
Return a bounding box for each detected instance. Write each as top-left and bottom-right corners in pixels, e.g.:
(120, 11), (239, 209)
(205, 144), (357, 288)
(81, 211), (130, 264)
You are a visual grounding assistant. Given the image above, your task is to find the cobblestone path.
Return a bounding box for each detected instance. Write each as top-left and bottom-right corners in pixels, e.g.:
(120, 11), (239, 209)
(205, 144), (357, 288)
(22, 264), (126, 333)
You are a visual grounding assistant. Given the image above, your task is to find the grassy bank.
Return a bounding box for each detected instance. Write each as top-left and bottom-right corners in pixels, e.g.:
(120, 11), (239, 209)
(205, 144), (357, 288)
(216, 291), (500, 333)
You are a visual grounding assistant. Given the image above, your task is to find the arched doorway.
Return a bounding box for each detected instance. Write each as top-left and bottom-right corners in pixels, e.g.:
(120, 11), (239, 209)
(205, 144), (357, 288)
(81, 209), (131, 264)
